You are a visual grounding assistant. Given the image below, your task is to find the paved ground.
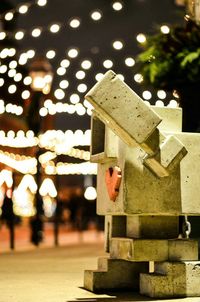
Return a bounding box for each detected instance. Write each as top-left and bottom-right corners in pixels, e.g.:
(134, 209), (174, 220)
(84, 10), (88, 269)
(1, 242), (200, 302)
(0, 222), (104, 252)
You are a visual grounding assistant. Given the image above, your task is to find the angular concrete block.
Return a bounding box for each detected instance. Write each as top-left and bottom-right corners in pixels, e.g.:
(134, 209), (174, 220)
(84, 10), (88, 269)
(168, 239), (198, 261)
(140, 261), (200, 298)
(152, 106), (182, 132)
(140, 273), (172, 298)
(96, 140), (182, 216)
(90, 114), (118, 163)
(85, 70), (161, 147)
(159, 135), (187, 170)
(104, 215), (126, 252)
(110, 238), (168, 261)
(172, 132), (200, 215)
(84, 257), (148, 292)
(126, 216), (179, 239)
(143, 134), (187, 177)
(110, 238), (198, 262)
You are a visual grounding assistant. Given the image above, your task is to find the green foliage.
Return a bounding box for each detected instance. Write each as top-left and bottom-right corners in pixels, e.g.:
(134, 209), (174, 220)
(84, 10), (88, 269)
(137, 18), (200, 90)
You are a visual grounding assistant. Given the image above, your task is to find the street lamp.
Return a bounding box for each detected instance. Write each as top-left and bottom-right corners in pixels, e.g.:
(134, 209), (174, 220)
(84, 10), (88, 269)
(28, 56), (54, 246)
(29, 56), (53, 94)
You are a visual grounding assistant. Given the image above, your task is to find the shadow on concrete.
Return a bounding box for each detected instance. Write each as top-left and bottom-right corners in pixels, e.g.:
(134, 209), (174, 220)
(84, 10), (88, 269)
(67, 290), (152, 302)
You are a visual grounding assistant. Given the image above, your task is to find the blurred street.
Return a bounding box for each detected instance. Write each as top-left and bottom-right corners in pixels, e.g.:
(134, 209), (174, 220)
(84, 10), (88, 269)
(0, 222), (104, 253)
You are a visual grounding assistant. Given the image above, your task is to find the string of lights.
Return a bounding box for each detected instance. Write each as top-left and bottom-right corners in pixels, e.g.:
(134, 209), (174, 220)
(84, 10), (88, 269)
(0, 150), (37, 174)
(0, 1), (127, 45)
(0, 0), (48, 22)
(0, 129), (91, 148)
(0, 149), (95, 175)
(44, 161), (97, 175)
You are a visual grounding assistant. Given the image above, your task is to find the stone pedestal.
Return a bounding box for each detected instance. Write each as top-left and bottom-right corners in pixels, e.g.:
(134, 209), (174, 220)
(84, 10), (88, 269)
(140, 261), (200, 298)
(84, 257), (148, 292)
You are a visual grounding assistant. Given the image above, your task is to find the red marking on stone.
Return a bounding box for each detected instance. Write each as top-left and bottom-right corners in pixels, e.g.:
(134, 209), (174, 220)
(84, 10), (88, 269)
(105, 166), (122, 201)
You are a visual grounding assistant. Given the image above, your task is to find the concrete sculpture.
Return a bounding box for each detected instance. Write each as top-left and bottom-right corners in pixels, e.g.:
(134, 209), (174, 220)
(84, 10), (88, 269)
(83, 70), (200, 298)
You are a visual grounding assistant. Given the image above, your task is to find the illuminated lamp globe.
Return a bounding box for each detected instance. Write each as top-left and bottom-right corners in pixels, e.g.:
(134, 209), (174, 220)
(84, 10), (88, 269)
(84, 186), (97, 200)
(29, 57), (53, 94)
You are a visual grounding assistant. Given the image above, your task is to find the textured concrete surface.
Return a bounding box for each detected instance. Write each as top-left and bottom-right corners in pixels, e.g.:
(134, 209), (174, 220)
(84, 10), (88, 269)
(0, 243), (200, 302)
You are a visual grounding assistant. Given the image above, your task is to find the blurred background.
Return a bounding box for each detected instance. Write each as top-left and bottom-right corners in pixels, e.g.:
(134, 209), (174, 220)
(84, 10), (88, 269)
(0, 0), (186, 251)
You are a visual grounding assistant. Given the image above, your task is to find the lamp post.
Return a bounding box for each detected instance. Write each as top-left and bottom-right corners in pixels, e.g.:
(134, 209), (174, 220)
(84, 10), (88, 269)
(29, 56), (53, 95)
(28, 56), (53, 245)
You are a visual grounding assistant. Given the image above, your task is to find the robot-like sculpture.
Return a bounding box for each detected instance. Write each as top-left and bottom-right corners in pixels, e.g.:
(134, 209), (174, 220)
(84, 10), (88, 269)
(84, 70), (200, 298)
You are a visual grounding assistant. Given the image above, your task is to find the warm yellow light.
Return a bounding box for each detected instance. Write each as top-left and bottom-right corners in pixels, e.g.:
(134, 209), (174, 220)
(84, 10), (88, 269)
(113, 40), (123, 50)
(160, 25), (170, 34)
(125, 57), (135, 67)
(81, 60), (92, 69)
(39, 178), (57, 197)
(60, 59), (70, 68)
(103, 59), (113, 69)
(91, 10), (102, 21)
(112, 1), (123, 11)
(13, 188), (36, 217)
(0, 32), (6, 40)
(136, 33), (146, 43)
(50, 24), (60, 33)
(18, 5), (29, 14)
(0, 169), (13, 188)
(5, 12), (14, 21)
(67, 48), (79, 58)
(15, 31), (24, 40)
(31, 28), (42, 38)
(84, 186), (97, 200)
(18, 174), (38, 194)
(29, 58), (53, 94)
(37, 0), (47, 6)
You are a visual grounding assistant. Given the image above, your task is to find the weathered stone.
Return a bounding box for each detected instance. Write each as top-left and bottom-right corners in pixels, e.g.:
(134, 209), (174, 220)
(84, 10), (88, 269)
(168, 239), (198, 261)
(83, 71), (200, 298)
(126, 216), (179, 239)
(110, 238), (198, 261)
(104, 215), (126, 252)
(152, 106), (182, 132)
(159, 135), (187, 170)
(96, 139), (182, 216)
(140, 261), (200, 298)
(85, 70), (162, 148)
(96, 132), (200, 215)
(84, 257), (148, 292)
(90, 114), (118, 163)
(110, 238), (168, 261)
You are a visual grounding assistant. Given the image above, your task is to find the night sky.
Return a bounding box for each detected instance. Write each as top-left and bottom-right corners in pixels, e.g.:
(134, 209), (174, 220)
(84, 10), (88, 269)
(5, 0), (184, 131)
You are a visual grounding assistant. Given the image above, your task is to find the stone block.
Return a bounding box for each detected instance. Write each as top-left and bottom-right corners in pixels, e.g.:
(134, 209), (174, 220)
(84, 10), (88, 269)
(84, 257), (148, 292)
(140, 261), (200, 298)
(159, 135), (187, 170)
(97, 132), (200, 216)
(143, 134), (187, 176)
(110, 238), (198, 262)
(110, 238), (169, 261)
(90, 114), (118, 163)
(104, 215), (126, 252)
(140, 273), (172, 298)
(126, 215), (179, 239)
(152, 106), (182, 132)
(168, 239), (198, 261)
(97, 137), (182, 215)
(172, 132), (200, 215)
(85, 70), (161, 148)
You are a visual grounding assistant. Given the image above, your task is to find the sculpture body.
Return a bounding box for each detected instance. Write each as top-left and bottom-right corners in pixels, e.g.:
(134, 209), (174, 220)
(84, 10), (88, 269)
(84, 70), (200, 298)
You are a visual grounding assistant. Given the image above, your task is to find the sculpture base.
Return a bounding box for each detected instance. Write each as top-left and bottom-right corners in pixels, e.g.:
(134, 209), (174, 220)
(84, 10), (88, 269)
(140, 261), (200, 298)
(84, 257), (148, 292)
